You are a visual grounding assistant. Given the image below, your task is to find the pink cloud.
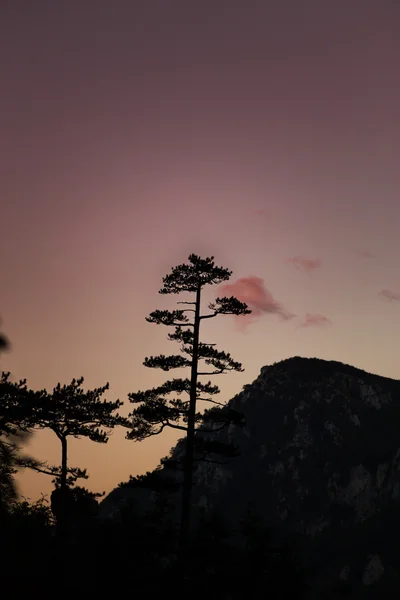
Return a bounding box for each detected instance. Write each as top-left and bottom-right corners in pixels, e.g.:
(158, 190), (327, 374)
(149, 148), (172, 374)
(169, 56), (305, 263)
(220, 276), (295, 331)
(379, 289), (400, 302)
(299, 314), (332, 328)
(286, 256), (322, 273)
(255, 209), (267, 216)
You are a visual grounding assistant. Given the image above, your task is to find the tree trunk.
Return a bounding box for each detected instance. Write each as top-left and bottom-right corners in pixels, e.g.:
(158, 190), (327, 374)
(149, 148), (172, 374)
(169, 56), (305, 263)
(61, 436), (68, 489)
(179, 284), (201, 556)
(58, 435), (68, 542)
(51, 435), (69, 582)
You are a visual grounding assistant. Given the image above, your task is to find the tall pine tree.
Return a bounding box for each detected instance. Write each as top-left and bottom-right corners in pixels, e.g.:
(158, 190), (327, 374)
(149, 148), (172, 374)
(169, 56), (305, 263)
(127, 254), (250, 553)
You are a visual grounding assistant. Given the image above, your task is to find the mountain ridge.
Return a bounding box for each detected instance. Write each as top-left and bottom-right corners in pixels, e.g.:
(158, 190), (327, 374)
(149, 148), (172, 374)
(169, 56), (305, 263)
(101, 356), (400, 596)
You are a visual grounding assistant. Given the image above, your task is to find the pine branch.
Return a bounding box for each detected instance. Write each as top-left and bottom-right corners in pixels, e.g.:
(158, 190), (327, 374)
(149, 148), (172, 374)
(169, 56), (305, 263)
(203, 296), (252, 319)
(28, 463), (88, 484)
(159, 254), (233, 295)
(146, 309), (194, 327)
(129, 379), (191, 403)
(167, 327), (194, 344)
(129, 379), (219, 405)
(126, 422), (167, 440)
(144, 354), (191, 371)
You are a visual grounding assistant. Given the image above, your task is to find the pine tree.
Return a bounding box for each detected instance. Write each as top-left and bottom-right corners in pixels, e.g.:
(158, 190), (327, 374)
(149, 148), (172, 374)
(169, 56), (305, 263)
(0, 372), (43, 517)
(28, 377), (127, 538)
(0, 327), (38, 516)
(126, 254), (251, 554)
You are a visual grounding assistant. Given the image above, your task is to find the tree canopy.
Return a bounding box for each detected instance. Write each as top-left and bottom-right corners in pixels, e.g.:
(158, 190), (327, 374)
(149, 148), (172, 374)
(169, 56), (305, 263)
(29, 377), (127, 487)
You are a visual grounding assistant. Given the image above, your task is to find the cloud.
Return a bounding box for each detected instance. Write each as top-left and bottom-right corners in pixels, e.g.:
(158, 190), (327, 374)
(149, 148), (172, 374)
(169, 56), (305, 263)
(355, 249), (375, 259)
(379, 289), (400, 302)
(220, 276), (295, 331)
(286, 256), (322, 273)
(299, 313), (332, 328)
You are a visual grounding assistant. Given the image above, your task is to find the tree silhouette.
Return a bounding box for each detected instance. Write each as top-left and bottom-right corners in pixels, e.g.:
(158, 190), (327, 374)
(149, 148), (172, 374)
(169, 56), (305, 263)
(0, 325), (50, 512)
(0, 318), (10, 354)
(50, 484), (103, 530)
(0, 327), (37, 515)
(0, 334), (9, 351)
(126, 254), (250, 554)
(0, 372), (44, 517)
(29, 377), (127, 537)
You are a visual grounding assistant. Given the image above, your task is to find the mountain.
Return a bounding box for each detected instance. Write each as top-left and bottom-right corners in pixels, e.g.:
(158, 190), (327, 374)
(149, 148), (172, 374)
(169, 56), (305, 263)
(100, 356), (400, 597)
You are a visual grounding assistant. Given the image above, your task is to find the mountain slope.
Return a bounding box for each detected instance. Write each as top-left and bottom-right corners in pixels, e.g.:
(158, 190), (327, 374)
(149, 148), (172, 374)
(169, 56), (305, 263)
(101, 357), (400, 596)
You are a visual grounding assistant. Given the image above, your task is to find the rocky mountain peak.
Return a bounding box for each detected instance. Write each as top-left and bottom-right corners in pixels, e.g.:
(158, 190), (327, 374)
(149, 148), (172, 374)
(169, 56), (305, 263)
(101, 356), (400, 596)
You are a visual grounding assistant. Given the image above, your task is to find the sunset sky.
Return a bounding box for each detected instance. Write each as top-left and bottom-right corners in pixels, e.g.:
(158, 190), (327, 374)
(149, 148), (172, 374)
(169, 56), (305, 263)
(1, 1), (400, 502)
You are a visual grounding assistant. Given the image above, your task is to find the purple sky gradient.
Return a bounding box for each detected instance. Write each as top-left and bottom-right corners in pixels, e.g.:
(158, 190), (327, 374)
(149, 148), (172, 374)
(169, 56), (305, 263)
(1, 1), (400, 500)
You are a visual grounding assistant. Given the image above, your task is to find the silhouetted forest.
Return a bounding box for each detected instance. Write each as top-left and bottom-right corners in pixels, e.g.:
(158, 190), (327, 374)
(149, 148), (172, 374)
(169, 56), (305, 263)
(0, 256), (309, 598)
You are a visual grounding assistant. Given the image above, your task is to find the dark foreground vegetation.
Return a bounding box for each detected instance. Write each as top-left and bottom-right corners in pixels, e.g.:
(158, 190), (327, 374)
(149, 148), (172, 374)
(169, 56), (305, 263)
(2, 490), (309, 598)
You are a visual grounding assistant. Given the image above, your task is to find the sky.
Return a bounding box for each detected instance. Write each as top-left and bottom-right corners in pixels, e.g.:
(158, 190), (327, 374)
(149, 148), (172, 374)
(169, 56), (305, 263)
(1, 0), (400, 502)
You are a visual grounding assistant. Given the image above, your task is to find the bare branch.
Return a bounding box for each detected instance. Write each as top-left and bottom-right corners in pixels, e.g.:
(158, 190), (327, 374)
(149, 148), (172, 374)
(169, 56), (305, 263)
(197, 370), (225, 376)
(165, 322), (193, 327)
(165, 421), (188, 432)
(196, 397), (225, 406)
(199, 312), (218, 321)
(28, 465), (61, 478)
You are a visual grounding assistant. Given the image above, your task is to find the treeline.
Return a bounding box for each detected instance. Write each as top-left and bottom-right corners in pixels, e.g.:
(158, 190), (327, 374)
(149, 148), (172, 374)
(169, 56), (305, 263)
(0, 256), (309, 598)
